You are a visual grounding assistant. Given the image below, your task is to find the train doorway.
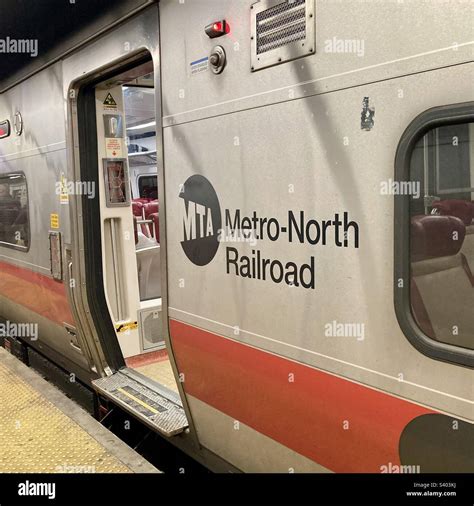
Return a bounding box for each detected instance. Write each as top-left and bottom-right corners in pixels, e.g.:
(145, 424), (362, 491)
(75, 54), (189, 438)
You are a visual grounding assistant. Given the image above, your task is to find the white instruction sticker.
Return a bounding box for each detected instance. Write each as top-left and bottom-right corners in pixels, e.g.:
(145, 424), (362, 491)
(190, 57), (209, 76)
(105, 138), (123, 158)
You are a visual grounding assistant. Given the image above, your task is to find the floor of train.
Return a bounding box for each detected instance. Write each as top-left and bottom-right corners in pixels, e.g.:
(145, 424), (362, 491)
(126, 349), (179, 393)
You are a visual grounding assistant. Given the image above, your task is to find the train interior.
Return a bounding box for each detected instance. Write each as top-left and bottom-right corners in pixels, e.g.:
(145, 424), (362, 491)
(94, 61), (180, 400)
(409, 122), (474, 351)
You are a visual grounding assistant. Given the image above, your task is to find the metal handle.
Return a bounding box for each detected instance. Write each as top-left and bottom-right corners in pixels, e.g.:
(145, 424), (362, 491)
(110, 218), (125, 321)
(67, 261), (77, 309)
(69, 340), (82, 352)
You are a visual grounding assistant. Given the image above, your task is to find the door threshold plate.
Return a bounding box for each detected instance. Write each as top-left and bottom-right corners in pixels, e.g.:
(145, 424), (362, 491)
(93, 371), (188, 437)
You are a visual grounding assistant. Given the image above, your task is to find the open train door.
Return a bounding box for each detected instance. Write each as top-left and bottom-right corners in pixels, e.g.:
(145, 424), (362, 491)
(63, 7), (194, 441)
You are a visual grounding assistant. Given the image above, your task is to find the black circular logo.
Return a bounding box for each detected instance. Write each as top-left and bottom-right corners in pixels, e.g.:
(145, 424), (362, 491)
(180, 175), (222, 266)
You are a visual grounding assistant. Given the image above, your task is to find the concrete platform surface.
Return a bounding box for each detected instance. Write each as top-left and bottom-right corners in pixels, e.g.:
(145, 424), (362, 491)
(0, 347), (159, 473)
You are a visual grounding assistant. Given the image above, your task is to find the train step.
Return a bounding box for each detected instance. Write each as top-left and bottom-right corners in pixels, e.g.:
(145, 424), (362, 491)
(93, 368), (188, 437)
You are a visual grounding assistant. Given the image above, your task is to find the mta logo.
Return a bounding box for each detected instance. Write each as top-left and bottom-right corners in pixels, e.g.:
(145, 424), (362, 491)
(183, 201), (215, 241)
(180, 175), (221, 266)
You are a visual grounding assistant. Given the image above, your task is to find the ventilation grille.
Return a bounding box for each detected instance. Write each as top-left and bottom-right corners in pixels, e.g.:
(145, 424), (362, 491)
(256, 0), (306, 55)
(139, 307), (164, 351)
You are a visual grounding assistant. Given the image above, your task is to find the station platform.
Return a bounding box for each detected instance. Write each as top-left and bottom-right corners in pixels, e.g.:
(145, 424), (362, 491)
(0, 347), (158, 473)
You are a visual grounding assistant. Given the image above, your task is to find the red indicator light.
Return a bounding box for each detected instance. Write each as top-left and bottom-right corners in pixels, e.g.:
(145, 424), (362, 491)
(0, 120), (10, 138)
(205, 20), (227, 38)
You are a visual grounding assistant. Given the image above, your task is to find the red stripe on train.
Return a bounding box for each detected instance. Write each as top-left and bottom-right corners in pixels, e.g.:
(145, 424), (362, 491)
(0, 261), (73, 325)
(170, 319), (434, 472)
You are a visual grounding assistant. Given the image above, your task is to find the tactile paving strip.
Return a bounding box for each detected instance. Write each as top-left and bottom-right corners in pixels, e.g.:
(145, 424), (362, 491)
(0, 351), (133, 473)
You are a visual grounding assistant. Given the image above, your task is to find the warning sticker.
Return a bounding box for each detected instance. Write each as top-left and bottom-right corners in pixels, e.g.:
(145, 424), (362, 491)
(103, 93), (117, 106)
(190, 57), (209, 76)
(59, 173), (69, 205)
(103, 92), (118, 111)
(105, 138), (123, 158)
(50, 213), (59, 229)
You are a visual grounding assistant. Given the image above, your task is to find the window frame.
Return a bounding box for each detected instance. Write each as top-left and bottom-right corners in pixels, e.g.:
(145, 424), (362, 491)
(394, 102), (474, 369)
(0, 171), (31, 253)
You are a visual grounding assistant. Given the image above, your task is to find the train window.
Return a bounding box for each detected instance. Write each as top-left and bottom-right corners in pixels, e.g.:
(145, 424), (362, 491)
(395, 103), (474, 367)
(0, 173), (30, 251)
(138, 175), (157, 200)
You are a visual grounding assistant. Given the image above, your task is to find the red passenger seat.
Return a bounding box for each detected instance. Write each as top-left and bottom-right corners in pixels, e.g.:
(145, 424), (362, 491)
(432, 199), (473, 227)
(133, 198), (150, 205)
(150, 213), (160, 242)
(132, 201), (144, 218)
(144, 201), (159, 217)
(132, 201), (150, 238)
(133, 216), (139, 245)
(410, 215), (473, 349)
(411, 214), (465, 261)
(432, 199), (474, 272)
(144, 202), (159, 236)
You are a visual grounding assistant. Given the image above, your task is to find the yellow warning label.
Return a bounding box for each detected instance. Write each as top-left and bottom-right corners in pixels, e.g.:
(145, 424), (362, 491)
(103, 93), (117, 108)
(50, 213), (59, 229)
(115, 321), (138, 333)
(59, 173), (69, 204)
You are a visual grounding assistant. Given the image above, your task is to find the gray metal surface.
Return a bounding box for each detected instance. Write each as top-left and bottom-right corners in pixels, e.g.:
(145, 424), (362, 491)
(93, 371), (188, 437)
(163, 59), (474, 421)
(160, 0), (473, 127)
(0, 62), (91, 372)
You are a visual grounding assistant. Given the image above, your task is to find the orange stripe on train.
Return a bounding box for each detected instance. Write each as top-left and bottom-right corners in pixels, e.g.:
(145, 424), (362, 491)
(0, 261), (73, 326)
(170, 319), (434, 472)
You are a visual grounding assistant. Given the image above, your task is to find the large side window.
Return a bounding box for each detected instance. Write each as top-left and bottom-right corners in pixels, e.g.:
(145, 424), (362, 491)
(0, 173), (30, 251)
(395, 104), (474, 367)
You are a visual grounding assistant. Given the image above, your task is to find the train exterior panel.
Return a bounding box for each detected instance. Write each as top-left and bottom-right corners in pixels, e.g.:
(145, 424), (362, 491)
(0, 0), (473, 473)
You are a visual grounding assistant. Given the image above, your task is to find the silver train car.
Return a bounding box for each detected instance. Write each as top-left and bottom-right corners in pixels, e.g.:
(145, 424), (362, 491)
(0, 0), (473, 473)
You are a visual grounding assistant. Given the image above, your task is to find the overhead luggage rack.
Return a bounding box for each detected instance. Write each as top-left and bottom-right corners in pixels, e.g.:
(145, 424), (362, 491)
(128, 150), (157, 167)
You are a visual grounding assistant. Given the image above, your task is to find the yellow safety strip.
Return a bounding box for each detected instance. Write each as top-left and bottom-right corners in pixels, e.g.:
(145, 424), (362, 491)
(115, 321), (138, 333)
(116, 387), (159, 415)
